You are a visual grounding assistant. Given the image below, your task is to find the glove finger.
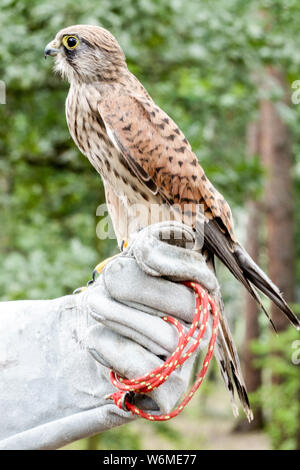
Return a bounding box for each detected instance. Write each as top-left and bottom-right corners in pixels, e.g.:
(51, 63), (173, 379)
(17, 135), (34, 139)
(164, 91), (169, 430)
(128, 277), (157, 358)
(127, 222), (218, 294)
(88, 326), (198, 414)
(103, 257), (196, 323)
(86, 279), (212, 356)
(88, 325), (164, 378)
(86, 290), (179, 357)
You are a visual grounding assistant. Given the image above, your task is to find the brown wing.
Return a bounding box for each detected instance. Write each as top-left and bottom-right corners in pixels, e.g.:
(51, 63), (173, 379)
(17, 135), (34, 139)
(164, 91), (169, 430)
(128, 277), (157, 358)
(98, 91), (236, 242)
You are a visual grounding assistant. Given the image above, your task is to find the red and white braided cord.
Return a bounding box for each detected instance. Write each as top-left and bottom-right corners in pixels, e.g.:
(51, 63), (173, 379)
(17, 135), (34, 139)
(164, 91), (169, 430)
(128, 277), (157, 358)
(107, 281), (219, 421)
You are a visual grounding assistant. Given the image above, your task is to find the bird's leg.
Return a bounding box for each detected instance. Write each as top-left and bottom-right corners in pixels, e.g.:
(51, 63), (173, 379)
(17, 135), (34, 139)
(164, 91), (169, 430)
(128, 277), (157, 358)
(73, 277), (96, 294)
(92, 239), (128, 279)
(92, 254), (119, 279)
(72, 239), (128, 294)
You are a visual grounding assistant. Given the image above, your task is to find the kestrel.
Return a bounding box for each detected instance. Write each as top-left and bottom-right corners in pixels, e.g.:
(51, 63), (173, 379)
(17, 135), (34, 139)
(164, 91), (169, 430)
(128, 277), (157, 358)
(45, 25), (299, 420)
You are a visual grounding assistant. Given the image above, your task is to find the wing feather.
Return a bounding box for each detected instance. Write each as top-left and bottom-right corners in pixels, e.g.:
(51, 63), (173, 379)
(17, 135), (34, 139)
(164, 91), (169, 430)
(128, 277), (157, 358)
(98, 91), (236, 241)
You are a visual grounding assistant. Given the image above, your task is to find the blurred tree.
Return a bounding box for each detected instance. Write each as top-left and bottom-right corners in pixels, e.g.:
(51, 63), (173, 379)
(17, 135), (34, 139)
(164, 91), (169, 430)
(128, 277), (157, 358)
(260, 68), (295, 331)
(0, 0), (299, 450)
(260, 66), (297, 447)
(242, 121), (264, 431)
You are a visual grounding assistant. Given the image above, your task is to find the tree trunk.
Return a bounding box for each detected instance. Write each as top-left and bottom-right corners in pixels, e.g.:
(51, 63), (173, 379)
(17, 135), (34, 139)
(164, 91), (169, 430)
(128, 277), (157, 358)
(235, 122), (264, 432)
(243, 122), (264, 429)
(259, 66), (297, 447)
(259, 67), (295, 331)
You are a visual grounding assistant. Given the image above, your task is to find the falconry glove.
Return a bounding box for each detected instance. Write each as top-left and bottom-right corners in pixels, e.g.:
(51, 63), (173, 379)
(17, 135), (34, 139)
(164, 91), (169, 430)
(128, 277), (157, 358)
(0, 222), (217, 450)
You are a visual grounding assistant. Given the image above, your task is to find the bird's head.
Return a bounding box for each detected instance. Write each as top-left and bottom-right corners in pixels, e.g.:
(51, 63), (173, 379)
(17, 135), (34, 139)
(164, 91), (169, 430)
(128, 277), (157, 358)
(44, 25), (126, 83)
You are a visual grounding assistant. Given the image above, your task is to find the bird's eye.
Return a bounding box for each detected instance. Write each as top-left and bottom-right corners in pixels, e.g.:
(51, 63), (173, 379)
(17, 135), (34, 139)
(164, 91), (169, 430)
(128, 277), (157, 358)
(63, 35), (79, 50)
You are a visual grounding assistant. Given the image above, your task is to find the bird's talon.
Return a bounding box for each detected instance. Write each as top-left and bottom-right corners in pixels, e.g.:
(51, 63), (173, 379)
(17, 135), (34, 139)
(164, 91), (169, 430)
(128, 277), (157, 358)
(92, 254), (120, 281)
(73, 244), (127, 294)
(121, 239), (128, 252)
(92, 268), (98, 282)
(73, 286), (87, 295)
(73, 278), (95, 295)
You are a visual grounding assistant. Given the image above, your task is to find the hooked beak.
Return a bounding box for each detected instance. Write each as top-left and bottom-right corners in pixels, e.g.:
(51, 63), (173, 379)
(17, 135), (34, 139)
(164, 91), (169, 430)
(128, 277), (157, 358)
(44, 41), (60, 59)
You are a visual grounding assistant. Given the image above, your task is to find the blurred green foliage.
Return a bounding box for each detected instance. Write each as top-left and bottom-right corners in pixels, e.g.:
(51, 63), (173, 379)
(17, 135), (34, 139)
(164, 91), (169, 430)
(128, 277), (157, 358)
(251, 324), (300, 450)
(0, 0), (300, 449)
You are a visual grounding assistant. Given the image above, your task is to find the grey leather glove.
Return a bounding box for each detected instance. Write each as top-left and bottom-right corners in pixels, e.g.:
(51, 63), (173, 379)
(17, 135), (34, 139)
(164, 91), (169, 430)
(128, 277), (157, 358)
(0, 222), (218, 450)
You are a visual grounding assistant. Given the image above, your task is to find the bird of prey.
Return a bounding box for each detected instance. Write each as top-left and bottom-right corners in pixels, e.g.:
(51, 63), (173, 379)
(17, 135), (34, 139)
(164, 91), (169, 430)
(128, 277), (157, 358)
(45, 25), (300, 420)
